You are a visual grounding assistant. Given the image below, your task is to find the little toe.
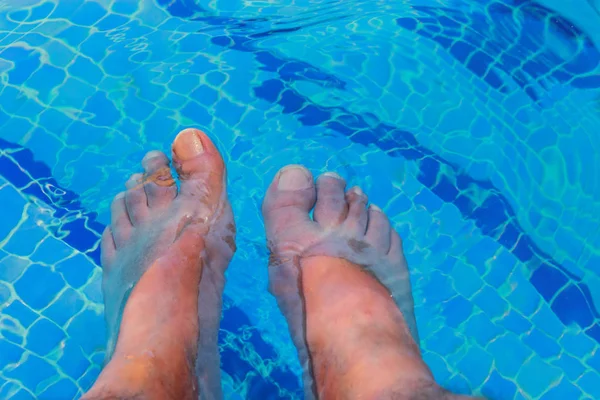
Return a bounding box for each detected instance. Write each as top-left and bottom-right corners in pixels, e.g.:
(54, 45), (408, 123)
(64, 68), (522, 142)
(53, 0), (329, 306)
(110, 192), (132, 246)
(388, 228), (406, 260)
(125, 173), (149, 224)
(343, 186), (368, 235)
(365, 204), (391, 253)
(141, 151), (177, 209)
(171, 128), (225, 207)
(314, 172), (348, 228)
(262, 165), (316, 240)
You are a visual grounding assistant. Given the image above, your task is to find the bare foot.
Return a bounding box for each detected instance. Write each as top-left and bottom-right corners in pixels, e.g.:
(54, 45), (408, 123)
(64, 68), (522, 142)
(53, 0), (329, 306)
(262, 166), (472, 399)
(83, 129), (235, 400)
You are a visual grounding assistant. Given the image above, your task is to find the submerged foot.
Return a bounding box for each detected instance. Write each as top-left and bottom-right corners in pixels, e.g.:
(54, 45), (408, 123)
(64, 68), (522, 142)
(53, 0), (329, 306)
(84, 129), (235, 400)
(262, 166), (463, 399)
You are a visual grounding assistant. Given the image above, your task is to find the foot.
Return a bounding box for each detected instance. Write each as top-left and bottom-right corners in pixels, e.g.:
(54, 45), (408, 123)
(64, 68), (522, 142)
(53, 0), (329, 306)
(84, 129), (235, 400)
(262, 166), (445, 399)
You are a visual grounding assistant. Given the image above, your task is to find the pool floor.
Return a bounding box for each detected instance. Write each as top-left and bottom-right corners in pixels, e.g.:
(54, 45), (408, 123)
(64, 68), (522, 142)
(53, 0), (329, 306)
(1, 0), (600, 399)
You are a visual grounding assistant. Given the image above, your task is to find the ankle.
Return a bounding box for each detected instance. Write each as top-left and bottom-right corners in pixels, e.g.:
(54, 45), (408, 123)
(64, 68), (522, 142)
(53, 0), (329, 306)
(83, 349), (197, 400)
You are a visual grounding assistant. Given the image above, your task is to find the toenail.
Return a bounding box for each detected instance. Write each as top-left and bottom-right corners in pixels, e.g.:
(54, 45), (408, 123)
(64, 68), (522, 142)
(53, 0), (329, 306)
(370, 204), (383, 212)
(278, 165), (312, 190)
(143, 151), (164, 161)
(322, 171), (344, 181)
(350, 186), (364, 196)
(174, 129), (204, 160)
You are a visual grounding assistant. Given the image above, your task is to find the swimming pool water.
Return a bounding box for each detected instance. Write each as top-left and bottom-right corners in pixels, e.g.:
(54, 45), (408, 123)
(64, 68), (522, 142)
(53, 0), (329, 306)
(0, 0), (600, 398)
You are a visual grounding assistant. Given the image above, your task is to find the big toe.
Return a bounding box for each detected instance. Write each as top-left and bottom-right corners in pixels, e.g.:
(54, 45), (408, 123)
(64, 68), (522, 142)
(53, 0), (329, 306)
(262, 165), (316, 241)
(172, 128), (226, 206)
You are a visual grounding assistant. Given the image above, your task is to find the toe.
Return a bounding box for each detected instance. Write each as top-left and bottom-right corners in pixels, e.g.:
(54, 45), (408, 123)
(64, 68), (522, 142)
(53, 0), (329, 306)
(262, 165), (316, 240)
(364, 204), (391, 253)
(125, 173), (149, 224)
(141, 151), (177, 208)
(343, 186), (368, 235)
(171, 128), (225, 206)
(314, 172), (348, 228)
(101, 226), (116, 267)
(110, 192), (132, 246)
(388, 228), (405, 259)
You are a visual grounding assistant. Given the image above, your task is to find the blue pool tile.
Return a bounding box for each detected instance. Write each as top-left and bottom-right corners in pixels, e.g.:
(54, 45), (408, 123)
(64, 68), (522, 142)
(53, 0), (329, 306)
(8, 148), (51, 182)
(0, 281), (9, 304)
(38, 109), (72, 136)
(123, 93), (156, 122)
(473, 286), (509, 319)
(68, 56), (103, 85)
(531, 304), (567, 338)
(78, 365), (101, 392)
(530, 263), (569, 302)
(578, 371), (600, 399)
(83, 276), (103, 304)
(481, 370), (517, 400)
(29, 2), (55, 21)
(66, 308), (106, 354)
(1, 321), (24, 345)
(586, 350), (600, 372)
(13, 263), (65, 310)
(0, 382), (19, 399)
(26, 317), (66, 356)
(0, 338), (24, 369)
(442, 295), (473, 328)
(539, 378), (582, 400)
(3, 353), (56, 390)
(30, 236), (74, 264)
(58, 343), (91, 380)
(552, 285), (595, 328)
(55, 254), (96, 288)
(424, 270), (455, 303)
(506, 273), (541, 316)
(456, 345), (493, 387)
(464, 237), (499, 274)
(484, 250), (516, 288)
(61, 219), (101, 253)
(2, 300), (38, 328)
(10, 389), (35, 400)
(496, 309), (532, 335)
(426, 326), (465, 354)
(25, 64), (66, 103)
(552, 353), (586, 381)
(414, 188), (443, 213)
(422, 351), (452, 384)
(586, 324), (600, 345)
(451, 261), (484, 298)
(56, 25), (89, 47)
(464, 312), (503, 347)
(181, 101), (212, 126)
(446, 374), (472, 395)
(517, 357), (563, 398)
(560, 331), (596, 358)
(83, 91), (121, 127)
(523, 329), (561, 358)
(43, 288), (85, 326)
(38, 378), (78, 399)
(54, 78), (97, 108)
(487, 334), (532, 378)
(71, 1), (106, 25)
(0, 185), (27, 240)
(1, 47), (40, 85)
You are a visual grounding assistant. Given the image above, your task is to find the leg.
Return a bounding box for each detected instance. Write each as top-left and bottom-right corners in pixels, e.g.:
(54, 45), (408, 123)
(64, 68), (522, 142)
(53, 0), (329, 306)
(262, 166), (479, 399)
(83, 129), (236, 400)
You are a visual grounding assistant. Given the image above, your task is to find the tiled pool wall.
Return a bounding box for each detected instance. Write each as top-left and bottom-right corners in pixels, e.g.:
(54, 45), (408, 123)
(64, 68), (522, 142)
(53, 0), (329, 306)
(0, 0), (600, 399)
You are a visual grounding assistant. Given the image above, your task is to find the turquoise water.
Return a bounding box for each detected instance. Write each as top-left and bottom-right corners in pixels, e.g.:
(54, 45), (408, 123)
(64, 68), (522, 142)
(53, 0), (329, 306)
(0, 0), (600, 398)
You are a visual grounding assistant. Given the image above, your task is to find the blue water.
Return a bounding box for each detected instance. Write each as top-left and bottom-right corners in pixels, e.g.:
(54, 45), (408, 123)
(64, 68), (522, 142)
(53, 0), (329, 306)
(0, 0), (600, 398)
